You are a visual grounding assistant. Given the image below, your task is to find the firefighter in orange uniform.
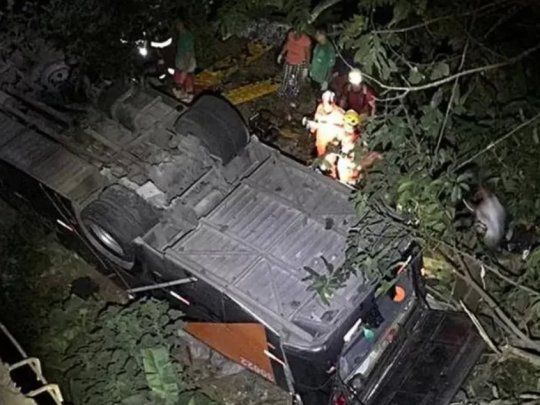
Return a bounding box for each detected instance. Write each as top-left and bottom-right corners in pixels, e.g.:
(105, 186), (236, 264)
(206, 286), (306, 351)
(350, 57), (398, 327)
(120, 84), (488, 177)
(340, 110), (363, 154)
(335, 109), (361, 185)
(338, 150), (383, 186)
(337, 110), (381, 186)
(303, 90), (345, 157)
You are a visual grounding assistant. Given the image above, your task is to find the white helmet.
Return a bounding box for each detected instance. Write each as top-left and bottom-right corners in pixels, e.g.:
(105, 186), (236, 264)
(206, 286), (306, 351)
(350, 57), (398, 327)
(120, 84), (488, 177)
(348, 68), (363, 86)
(321, 90), (335, 103)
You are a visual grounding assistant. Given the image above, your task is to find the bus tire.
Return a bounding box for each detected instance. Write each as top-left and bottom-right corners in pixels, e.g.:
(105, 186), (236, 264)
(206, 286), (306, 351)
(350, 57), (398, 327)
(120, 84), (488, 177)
(79, 185), (157, 269)
(175, 95), (249, 164)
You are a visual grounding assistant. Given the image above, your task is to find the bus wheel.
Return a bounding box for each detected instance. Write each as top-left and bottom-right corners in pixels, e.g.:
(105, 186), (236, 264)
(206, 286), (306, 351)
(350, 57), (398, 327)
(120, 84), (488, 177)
(79, 185), (158, 269)
(175, 95), (249, 164)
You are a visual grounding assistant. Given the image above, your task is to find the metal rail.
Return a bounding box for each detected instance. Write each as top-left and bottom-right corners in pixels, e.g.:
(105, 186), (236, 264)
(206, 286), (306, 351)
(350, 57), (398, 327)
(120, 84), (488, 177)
(126, 277), (197, 294)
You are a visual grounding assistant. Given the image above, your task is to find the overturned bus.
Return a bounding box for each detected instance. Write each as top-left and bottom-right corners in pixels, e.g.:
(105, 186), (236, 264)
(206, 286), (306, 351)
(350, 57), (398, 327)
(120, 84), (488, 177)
(0, 53), (484, 404)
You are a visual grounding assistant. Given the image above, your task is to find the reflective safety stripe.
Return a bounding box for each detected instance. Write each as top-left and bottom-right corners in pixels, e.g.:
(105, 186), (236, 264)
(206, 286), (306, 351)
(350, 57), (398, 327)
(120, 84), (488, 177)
(150, 37), (173, 48)
(170, 291), (190, 305)
(264, 349), (286, 367)
(56, 218), (74, 232)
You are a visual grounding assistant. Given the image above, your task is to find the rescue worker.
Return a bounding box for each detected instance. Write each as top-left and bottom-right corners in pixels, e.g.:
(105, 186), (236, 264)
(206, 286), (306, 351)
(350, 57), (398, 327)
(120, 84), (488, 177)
(319, 151), (340, 179)
(277, 29), (311, 98)
(337, 111), (380, 186)
(172, 20), (196, 101)
(337, 150), (383, 186)
(336, 150), (359, 186)
(338, 69), (376, 116)
(148, 27), (175, 86)
(309, 28), (336, 91)
(329, 110), (361, 186)
(303, 90), (345, 157)
(341, 109), (363, 154)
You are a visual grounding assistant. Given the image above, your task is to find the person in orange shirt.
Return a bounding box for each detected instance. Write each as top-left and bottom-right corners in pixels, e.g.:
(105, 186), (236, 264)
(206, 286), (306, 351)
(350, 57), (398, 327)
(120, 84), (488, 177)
(303, 90), (345, 157)
(277, 29), (311, 98)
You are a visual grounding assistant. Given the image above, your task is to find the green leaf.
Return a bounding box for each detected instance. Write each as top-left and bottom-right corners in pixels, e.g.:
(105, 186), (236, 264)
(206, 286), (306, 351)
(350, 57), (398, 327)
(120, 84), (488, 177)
(430, 62), (450, 80)
(392, 0), (412, 24)
(451, 185), (461, 203)
(397, 180), (414, 193)
(141, 347), (180, 404)
(122, 394), (151, 405)
(456, 172), (472, 183)
(408, 68), (424, 84)
(414, 0), (428, 14)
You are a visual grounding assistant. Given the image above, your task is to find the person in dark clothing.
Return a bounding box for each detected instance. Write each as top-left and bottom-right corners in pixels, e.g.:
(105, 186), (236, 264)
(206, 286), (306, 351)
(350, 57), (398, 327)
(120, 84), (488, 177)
(337, 68), (376, 116)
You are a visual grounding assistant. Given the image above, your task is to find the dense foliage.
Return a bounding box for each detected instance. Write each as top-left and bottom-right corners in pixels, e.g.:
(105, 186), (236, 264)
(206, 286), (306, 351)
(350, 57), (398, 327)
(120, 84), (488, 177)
(334, 0), (540, 378)
(344, 0), (540, 233)
(217, 0), (311, 37)
(0, 223), (216, 405)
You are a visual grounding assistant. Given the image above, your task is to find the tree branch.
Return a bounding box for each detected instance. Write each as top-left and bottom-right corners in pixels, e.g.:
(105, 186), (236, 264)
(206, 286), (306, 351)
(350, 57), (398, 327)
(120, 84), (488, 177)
(443, 251), (540, 351)
(361, 43), (540, 92)
(461, 300), (501, 354)
(373, 215), (540, 298)
(372, 0), (511, 34)
(434, 39), (470, 156)
(437, 239), (540, 297)
(374, 90), (410, 102)
(309, 0), (345, 23)
(457, 112), (540, 170)
(502, 345), (540, 368)
(483, 4), (523, 39)
(426, 285), (460, 310)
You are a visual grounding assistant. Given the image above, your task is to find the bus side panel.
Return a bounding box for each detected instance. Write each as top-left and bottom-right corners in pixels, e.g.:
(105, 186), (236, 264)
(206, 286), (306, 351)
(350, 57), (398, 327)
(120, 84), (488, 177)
(283, 294), (376, 405)
(138, 245), (290, 393)
(0, 159), (63, 224)
(222, 295), (289, 392)
(285, 347), (335, 405)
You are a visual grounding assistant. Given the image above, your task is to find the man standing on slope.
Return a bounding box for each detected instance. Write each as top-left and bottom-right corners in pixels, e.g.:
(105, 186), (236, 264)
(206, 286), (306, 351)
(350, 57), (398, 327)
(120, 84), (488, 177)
(309, 28), (336, 91)
(277, 28), (311, 99)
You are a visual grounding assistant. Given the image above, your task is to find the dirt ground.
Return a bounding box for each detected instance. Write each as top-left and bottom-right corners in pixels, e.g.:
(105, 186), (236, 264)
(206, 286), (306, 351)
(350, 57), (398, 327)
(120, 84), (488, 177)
(229, 48), (320, 163)
(191, 37), (321, 164)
